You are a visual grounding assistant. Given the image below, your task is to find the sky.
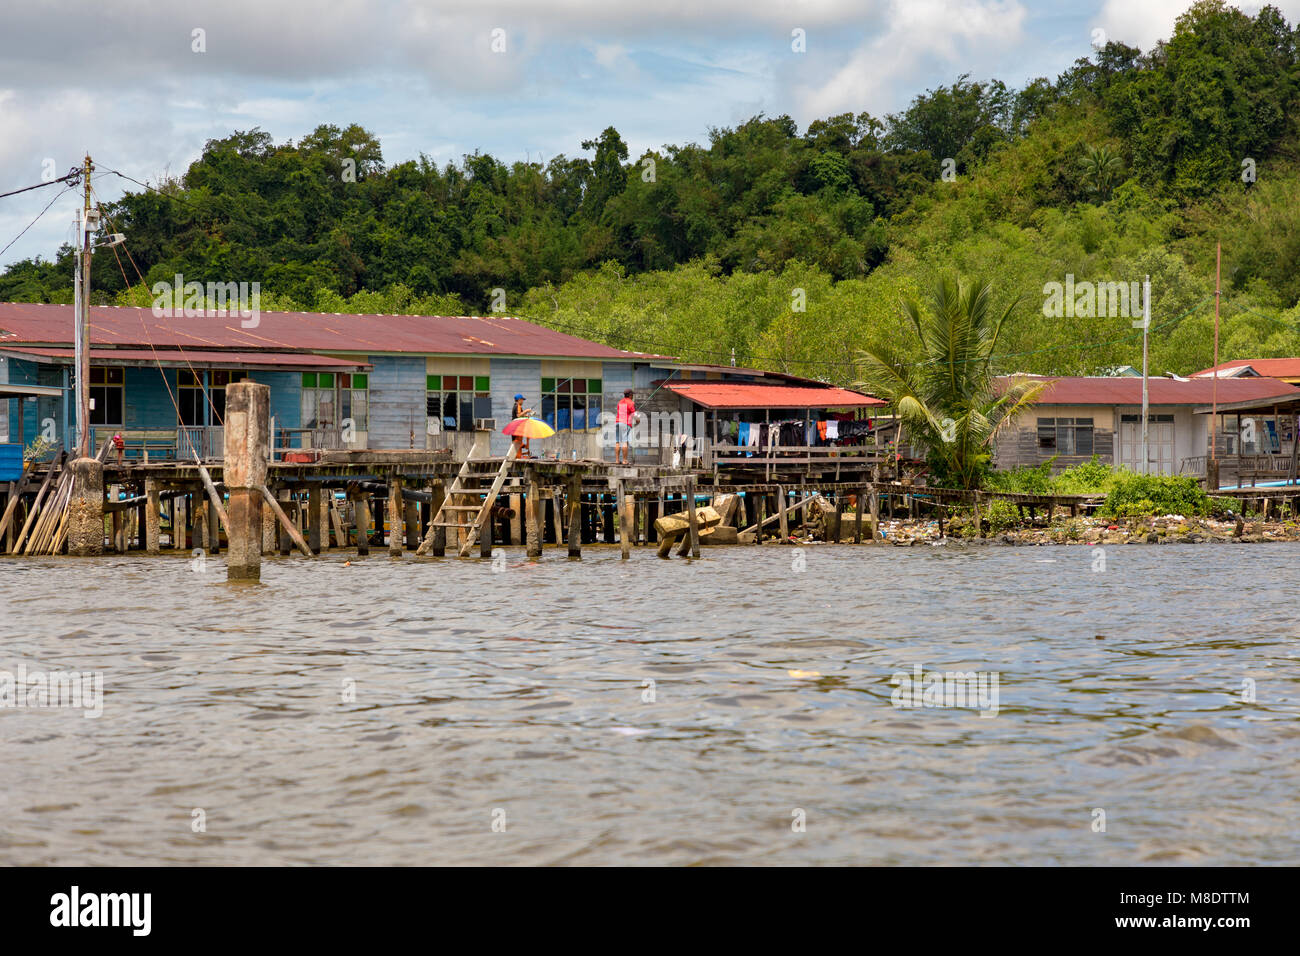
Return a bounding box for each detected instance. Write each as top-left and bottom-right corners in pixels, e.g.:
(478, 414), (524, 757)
(1, 0), (1297, 270)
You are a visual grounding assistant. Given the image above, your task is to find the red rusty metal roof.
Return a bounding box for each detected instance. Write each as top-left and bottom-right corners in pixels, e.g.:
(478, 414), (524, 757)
(1007, 375), (1300, 405)
(0, 302), (670, 361)
(1192, 358), (1300, 380)
(0, 346), (369, 370)
(664, 381), (884, 409)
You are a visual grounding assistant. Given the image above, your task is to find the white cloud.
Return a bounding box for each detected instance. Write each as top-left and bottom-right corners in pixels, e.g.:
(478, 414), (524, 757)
(796, 0), (1028, 118)
(1096, 0), (1300, 51)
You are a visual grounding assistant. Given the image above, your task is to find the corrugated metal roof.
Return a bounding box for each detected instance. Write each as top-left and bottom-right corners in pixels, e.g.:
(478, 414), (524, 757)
(664, 382), (883, 409)
(0, 302), (671, 361)
(1, 346), (369, 370)
(1193, 358), (1300, 379)
(1012, 375), (1300, 405)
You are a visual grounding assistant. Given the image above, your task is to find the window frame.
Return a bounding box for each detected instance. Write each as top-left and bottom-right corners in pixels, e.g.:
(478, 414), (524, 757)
(88, 366), (125, 427)
(426, 373), (489, 433)
(540, 376), (602, 432)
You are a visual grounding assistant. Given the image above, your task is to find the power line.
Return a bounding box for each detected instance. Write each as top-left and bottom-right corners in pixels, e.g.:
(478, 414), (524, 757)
(0, 170), (80, 201)
(0, 181), (78, 262)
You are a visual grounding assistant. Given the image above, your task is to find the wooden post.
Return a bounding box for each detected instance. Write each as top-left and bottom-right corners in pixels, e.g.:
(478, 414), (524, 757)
(430, 480), (446, 557)
(833, 494), (845, 543)
(509, 492), (522, 544)
(330, 498), (347, 548)
(552, 489), (564, 545)
(206, 491), (220, 555)
(308, 485), (323, 555)
(973, 492), (983, 538)
(258, 485), (312, 558)
(262, 495), (276, 554)
(195, 497), (209, 553)
(567, 476), (582, 558)
(755, 492), (764, 545)
(355, 492), (371, 556)
(404, 498), (419, 551)
(388, 475), (403, 556)
(277, 491), (291, 555)
(777, 485), (789, 539)
(480, 502), (493, 558)
(174, 494), (187, 551)
(869, 489), (880, 539)
(854, 487), (865, 543)
(145, 478), (161, 554)
(618, 481), (632, 561)
(526, 469), (542, 559)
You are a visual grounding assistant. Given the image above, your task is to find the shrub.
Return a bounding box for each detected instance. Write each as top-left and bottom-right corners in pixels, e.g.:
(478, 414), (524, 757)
(1100, 474), (1210, 517)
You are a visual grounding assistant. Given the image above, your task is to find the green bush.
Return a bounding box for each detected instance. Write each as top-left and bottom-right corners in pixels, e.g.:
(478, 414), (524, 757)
(986, 456), (1117, 495)
(1100, 474), (1210, 517)
(983, 497), (1024, 533)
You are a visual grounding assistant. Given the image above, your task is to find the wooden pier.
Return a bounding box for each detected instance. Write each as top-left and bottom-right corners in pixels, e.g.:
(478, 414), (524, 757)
(0, 438), (1118, 562)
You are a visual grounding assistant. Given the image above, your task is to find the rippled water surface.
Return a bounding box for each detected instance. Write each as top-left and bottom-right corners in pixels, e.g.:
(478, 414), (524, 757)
(1, 542), (1298, 865)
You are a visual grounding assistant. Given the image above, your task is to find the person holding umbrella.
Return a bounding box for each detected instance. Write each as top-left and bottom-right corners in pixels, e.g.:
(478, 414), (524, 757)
(511, 393), (533, 456)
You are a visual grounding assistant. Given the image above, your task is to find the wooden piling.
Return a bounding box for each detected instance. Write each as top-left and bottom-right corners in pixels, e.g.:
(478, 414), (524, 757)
(355, 492), (371, 556)
(526, 470), (542, 559)
(618, 481), (632, 561)
(145, 479), (161, 554)
(567, 476), (582, 558)
(387, 476), (403, 556)
(308, 485), (323, 555)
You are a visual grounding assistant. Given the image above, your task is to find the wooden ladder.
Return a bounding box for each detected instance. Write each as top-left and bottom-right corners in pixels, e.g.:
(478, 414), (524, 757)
(419, 443), (519, 557)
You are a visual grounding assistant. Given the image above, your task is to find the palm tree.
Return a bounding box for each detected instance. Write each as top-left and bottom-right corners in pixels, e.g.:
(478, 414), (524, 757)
(852, 275), (1045, 489)
(1079, 143), (1124, 200)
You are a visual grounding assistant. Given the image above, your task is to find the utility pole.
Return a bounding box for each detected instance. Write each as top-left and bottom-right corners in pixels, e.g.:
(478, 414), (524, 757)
(1211, 243), (1220, 463)
(76, 153), (93, 458)
(1139, 274), (1150, 475)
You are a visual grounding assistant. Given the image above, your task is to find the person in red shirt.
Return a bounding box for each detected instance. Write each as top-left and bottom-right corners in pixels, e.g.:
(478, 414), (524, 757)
(615, 390), (635, 464)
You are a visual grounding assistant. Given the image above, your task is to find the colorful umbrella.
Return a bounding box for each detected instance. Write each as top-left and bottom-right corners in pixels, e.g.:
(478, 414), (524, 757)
(503, 417), (555, 439)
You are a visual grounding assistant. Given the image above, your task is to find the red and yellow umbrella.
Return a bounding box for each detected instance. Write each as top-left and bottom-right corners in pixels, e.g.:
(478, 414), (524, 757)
(503, 417), (555, 439)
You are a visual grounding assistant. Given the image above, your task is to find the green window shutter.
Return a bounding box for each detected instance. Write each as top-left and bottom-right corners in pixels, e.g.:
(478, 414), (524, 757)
(427, 375), (440, 390)
(302, 372), (317, 388)
(319, 373), (334, 388)
(352, 373), (368, 389)
(474, 375), (489, 392)
(541, 377), (555, 392)
(587, 379), (601, 394)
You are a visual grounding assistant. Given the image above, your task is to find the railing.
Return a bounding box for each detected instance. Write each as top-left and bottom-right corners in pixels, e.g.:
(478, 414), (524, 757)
(1180, 454), (1296, 488)
(176, 425), (223, 461)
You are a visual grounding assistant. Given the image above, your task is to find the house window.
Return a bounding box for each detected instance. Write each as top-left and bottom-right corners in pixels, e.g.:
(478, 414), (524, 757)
(338, 373), (368, 431)
(179, 369), (246, 426)
(427, 374), (489, 433)
(88, 367), (124, 426)
(301, 372), (366, 430)
(1037, 417), (1094, 456)
(540, 377), (602, 431)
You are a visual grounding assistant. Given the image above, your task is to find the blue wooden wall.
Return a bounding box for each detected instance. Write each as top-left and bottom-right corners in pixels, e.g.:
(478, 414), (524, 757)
(366, 356), (426, 449)
(489, 358), (541, 456)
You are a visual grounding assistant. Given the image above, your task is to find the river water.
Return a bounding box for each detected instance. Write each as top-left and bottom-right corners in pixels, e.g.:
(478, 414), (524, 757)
(1, 542), (1297, 866)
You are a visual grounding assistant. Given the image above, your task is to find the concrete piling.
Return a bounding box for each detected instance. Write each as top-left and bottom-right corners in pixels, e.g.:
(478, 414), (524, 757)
(223, 381), (270, 581)
(66, 457), (104, 556)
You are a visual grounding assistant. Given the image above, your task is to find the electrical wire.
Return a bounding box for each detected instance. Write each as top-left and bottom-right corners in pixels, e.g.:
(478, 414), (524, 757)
(0, 171), (80, 201)
(0, 181), (78, 262)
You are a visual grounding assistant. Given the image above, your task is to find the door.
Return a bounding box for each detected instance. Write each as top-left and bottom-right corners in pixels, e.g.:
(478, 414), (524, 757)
(1118, 412), (1175, 475)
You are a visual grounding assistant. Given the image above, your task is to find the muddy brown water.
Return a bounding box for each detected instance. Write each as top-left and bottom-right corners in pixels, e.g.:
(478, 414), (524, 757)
(1, 543), (1297, 865)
